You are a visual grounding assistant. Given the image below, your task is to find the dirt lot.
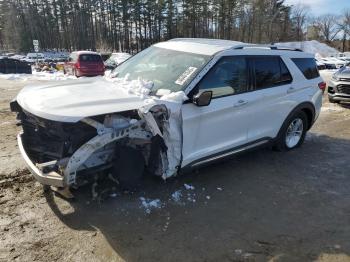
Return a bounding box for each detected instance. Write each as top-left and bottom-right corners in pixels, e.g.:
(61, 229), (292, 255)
(1, 77), (350, 262)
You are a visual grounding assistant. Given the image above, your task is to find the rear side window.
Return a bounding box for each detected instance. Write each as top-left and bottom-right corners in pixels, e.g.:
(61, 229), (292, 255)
(291, 58), (319, 79)
(79, 54), (102, 62)
(251, 56), (292, 90)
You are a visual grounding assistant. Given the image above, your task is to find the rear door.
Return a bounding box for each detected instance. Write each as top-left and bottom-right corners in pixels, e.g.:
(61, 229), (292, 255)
(245, 56), (294, 141)
(78, 54), (103, 72)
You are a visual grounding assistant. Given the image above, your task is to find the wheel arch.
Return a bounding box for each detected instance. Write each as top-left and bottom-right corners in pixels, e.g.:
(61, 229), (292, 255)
(286, 102), (316, 131)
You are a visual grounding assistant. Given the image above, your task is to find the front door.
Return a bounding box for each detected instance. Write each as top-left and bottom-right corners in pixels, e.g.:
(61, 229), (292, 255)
(181, 56), (254, 167)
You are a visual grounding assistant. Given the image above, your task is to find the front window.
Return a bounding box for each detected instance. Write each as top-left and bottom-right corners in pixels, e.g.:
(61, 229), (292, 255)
(197, 56), (248, 98)
(111, 46), (211, 93)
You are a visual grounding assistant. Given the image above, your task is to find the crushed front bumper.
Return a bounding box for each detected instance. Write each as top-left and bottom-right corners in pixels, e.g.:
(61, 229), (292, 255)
(17, 133), (65, 187)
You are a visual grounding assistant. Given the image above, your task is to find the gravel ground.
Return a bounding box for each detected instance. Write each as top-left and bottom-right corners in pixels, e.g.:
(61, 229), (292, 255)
(0, 74), (350, 262)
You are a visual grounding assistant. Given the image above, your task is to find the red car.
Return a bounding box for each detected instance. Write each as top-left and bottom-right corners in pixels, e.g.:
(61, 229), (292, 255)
(64, 51), (105, 77)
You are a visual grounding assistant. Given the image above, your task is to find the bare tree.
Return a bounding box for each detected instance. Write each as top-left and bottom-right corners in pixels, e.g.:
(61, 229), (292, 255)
(338, 10), (350, 52)
(314, 14), (341, 43)
(0, 0), (340, 53)
(291, 3), (309, 41)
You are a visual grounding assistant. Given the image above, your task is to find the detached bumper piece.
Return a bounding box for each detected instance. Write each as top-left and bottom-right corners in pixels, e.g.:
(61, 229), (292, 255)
(18, 133), (64, 187)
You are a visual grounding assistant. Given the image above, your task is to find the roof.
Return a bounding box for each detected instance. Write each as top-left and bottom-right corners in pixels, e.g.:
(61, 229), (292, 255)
(72, 51), (100, 55)
(154, 38), (245, 56)
(154, 38), (309, 56)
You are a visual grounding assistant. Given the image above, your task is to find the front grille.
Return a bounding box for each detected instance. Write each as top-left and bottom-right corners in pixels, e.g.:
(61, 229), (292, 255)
(339, 78), (350, 82)
(337, 84), (350, 95)
(19, 111), (97, 163)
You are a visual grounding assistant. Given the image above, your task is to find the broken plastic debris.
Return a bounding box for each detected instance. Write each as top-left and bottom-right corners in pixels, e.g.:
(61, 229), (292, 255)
(184, 184), (195, 190)
(206, 196), (211, 200)
(217, 187), (223, 191)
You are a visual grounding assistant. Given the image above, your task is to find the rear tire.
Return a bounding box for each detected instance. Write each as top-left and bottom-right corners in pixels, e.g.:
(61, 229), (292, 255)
(274, 111), (308, 152)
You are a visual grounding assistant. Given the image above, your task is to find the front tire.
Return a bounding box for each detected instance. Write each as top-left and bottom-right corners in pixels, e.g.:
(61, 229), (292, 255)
(73, 69), (79, 78)
(274, 111), (308, 151)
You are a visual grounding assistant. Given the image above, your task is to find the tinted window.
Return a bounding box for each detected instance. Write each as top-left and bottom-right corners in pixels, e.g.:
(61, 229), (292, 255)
(252, 56), (292, 90)
(292, 58), (319, 79)
(198, 56), (248, 98)
(79, 54), (102, 62)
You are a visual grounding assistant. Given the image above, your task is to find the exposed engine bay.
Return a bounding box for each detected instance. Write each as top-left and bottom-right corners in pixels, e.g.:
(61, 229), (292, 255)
(11, 76), (187, 192)
(14, 101), (183, 190)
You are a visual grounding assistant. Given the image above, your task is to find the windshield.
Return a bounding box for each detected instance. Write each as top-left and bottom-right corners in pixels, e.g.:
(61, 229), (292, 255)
(111, 46), (211, 93)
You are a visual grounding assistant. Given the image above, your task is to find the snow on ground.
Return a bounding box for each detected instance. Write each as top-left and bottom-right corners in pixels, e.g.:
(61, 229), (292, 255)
(139, 197), (163, 214)
(276, 40), (338, 57)
(184, 183), (195, 190)
(171, 190), (182, 202)
(138, 183), (216, 213)
(0, 71), (76, 82)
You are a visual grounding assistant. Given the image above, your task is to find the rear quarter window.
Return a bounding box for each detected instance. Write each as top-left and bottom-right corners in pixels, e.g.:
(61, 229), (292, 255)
(291, 58), (319, 79)
(251, 56), (293, 90)
(79, 54), (102, 62)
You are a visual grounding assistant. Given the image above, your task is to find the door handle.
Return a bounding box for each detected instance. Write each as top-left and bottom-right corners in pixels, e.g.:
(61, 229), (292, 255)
(234, 100), (248, 107)
(287, 87), (296, 94)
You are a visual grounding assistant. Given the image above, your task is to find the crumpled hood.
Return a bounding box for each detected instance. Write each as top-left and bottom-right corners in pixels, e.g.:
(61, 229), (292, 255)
(16, 77), (146, 122)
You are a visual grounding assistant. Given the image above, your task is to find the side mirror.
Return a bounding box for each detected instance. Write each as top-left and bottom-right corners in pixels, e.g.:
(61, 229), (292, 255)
(193, 91), (213, 107)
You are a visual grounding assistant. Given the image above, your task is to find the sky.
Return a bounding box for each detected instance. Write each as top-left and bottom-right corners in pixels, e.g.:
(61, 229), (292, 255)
(284, 0), (350, 16)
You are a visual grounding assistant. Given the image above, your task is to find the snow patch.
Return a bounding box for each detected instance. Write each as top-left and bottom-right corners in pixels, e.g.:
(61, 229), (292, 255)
(276, 40), (338, 57)
(0, 71), (77, 82)
(321, 104), (345, 112)
(184, 183), (195, 190)
(106, 75), (154, 99)
(171, 190), (182, 202)
(139, 197), (162, 214)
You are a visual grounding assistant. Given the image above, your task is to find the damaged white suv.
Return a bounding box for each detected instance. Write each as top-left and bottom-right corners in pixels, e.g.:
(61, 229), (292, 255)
(11, 39), (324, 192)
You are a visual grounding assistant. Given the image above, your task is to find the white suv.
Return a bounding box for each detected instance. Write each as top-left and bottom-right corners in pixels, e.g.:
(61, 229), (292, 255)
(11, 38), (324, 192)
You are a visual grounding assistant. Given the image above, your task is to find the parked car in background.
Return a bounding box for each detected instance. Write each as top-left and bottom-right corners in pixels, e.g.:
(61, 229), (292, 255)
(23, 53), (45, 63)
(11, 38), (323, 194)
(328, 66), (350, 103)
(0, 57), (32, 74)
(64, 51), (105, 77)
(315, 59), (326, 70)
(321, 57), (347, 69)
(318, 58), (337, 69)
(337, 57), (350, 64)
(104, 52), (131, 69)
(11, 55), (26, 60)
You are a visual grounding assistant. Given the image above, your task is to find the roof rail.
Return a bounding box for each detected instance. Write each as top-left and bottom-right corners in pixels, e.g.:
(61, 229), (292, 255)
(233, 44), (302, 52)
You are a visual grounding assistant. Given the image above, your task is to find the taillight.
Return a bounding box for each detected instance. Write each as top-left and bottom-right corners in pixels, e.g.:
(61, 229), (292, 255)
(75, 62), (81, 69)
(318, 82), (326, 92)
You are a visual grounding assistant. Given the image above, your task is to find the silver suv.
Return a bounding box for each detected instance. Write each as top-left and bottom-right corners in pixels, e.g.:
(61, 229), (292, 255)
(328, 66), (350, 103)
